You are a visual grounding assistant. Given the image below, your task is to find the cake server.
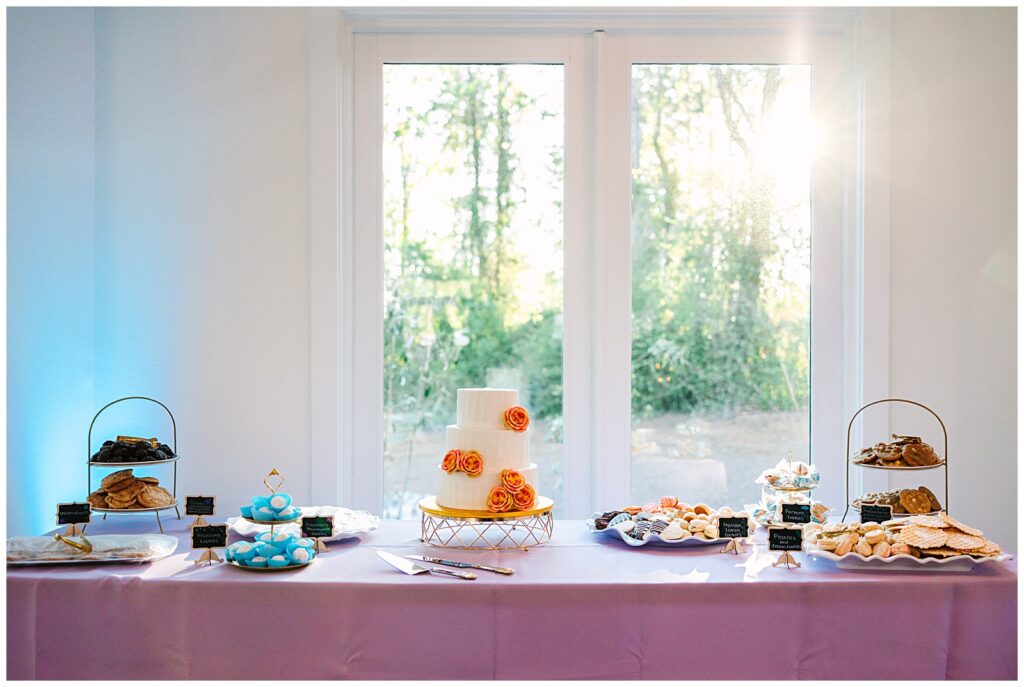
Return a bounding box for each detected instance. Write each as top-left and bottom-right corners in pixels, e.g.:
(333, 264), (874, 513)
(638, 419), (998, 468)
(404, 554), (514, 575)
(377, 551), (476, 580)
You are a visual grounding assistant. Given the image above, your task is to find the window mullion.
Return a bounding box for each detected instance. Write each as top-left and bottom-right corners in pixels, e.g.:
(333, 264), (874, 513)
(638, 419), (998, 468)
(591, 33), (634, 508)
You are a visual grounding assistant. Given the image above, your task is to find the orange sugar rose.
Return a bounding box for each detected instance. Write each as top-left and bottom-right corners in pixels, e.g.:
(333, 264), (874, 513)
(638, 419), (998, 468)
(500, 469), (526, 493)
(441, 449), (462, 474)
(459, 450), (484, 478)
(503, 406), (530, 433)
(487, 486), (515, 513)
(512, 483), (536, 510)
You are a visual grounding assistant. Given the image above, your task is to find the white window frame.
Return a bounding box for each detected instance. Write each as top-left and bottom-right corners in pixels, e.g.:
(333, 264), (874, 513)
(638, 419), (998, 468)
(310, 8), (891, 518)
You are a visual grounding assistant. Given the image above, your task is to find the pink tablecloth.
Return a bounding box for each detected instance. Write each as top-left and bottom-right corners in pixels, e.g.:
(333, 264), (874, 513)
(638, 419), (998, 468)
(7, 516), (1017, 680)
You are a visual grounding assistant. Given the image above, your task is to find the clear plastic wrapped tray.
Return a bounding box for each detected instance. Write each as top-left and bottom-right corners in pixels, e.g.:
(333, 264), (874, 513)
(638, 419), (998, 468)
(7, 534), (178, 566)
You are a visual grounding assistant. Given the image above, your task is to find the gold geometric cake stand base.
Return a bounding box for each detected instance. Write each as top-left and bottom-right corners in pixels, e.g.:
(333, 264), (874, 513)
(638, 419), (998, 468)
(418, 495), (554, 551)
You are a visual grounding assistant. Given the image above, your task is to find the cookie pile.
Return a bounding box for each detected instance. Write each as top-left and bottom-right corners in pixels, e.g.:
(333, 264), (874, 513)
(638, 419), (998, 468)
(856, 486), (942, 515)
(852, 434), (942, 467)
(811, 513), (1001, 560)
(91, 438), (175, 464)
(593, 498), (756, 542)
(88, 469), (175, 510)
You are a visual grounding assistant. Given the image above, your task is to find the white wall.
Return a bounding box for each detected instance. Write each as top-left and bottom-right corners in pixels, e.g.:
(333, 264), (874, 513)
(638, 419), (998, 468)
(887, 7), (1017, 546)
(7, 8), (96, 535)
(93, 8), (312, 518)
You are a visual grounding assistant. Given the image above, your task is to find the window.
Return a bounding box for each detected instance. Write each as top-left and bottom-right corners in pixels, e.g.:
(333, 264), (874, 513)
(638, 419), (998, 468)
(381, 64), (566, 518)
(629, 64), (812, 510)
(344, 25), (860, 517)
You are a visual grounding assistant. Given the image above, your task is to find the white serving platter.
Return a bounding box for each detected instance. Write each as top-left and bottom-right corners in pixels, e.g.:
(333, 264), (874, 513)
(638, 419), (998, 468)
(227, 506), (379, 542)
(586, 519), (729, 548)
(807, 548), (1010, 571)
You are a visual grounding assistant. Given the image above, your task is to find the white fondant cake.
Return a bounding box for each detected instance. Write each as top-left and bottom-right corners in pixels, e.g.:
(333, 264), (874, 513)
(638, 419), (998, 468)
(436, 388), (537, 511)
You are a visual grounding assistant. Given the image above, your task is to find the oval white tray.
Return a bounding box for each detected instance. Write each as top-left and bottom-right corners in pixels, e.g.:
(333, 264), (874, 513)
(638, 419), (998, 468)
(586, 519), (728, 547)
(808, 548), (1010, 571)
(227, 506), (380, 542)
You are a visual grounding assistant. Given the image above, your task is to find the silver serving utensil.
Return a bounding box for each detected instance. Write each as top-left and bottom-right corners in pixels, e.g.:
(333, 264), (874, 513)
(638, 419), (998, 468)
(404, 554), (513, 575)
(377, 551), (476, 580)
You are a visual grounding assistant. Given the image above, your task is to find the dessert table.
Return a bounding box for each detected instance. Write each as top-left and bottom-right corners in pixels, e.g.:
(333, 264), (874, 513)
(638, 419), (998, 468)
(7, 517), (1016, 680)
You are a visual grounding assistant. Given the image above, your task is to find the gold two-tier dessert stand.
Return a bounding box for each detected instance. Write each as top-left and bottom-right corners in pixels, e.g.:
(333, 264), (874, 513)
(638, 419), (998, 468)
(418, 495), (554, 551)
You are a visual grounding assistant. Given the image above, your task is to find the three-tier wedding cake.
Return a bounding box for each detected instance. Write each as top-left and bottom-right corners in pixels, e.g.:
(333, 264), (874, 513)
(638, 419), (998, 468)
(436, 388), (538, 512)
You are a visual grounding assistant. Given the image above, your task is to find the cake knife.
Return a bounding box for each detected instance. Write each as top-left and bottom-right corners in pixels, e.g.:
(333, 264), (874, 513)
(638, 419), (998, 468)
(404, 554), (514, 575)
(377, 551), (477, 580)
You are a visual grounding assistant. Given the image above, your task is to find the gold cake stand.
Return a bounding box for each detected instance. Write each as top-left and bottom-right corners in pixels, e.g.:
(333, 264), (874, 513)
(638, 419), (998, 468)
(418, 495), (554, 551)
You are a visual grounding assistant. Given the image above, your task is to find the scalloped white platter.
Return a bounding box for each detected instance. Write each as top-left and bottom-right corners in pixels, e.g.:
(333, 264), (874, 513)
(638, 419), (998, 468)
(586, 519), (729, 548)
(808, 548), (1011, 571)
(227, 506), (380, 542)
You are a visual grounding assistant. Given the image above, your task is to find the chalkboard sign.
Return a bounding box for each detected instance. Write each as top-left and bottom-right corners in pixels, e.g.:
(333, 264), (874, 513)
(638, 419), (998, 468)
(185, 496), (216, 517)
(768, 526), (803, 551)
(781, 503), (811, 524)
(718, 517), (750, 539)
(56, 502), (92, 525)
(860, 503), (893, 524)
(301, 516), (334, 539)
(191, 524), (228, 550)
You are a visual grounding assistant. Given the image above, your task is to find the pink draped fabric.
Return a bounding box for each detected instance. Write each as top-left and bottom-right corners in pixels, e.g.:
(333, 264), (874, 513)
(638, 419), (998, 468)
(7, 517), (1016, 680)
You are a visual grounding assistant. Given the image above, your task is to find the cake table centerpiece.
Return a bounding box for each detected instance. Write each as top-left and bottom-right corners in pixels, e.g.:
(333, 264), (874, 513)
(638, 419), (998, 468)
(418, 388), (554, 550)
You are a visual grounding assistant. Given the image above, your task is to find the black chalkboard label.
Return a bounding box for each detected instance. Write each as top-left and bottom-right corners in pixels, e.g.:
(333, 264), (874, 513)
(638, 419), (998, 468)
(185, 496), (216, 516)
(56, 502), (92, 525)
(191, 524), (228, 550)
(301, 516), (334, 539)
(781, 503), (811, 524)
(768, 526), (803, 551)
(718, 517), (750, 539)
(860, 503), (893, 524)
